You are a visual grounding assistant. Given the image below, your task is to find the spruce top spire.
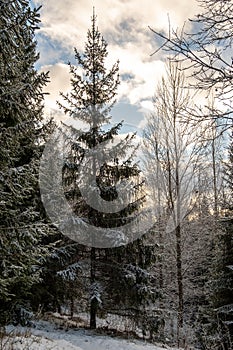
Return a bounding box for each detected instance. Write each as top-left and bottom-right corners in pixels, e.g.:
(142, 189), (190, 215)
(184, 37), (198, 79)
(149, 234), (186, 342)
(58, 11), (119, 128)
(92, 6), (96, 33)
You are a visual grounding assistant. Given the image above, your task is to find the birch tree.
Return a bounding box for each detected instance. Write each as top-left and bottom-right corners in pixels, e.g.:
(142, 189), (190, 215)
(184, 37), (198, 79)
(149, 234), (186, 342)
(144, 61), (207, 345)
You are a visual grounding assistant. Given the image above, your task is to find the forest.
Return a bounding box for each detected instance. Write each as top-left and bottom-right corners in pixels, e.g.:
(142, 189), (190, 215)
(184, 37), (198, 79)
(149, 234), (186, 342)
(0, 0), (232, 349)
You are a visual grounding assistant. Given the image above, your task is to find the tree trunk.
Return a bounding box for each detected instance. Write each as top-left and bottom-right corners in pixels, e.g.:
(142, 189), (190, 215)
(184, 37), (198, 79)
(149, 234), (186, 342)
(70, 296), (74, 318)
(90, 299), (97, 329)
(212, 137), (218, 219)
(90, 247), (97, 329)
(156, 141), (164, 290)
(176, 223), (184, 345)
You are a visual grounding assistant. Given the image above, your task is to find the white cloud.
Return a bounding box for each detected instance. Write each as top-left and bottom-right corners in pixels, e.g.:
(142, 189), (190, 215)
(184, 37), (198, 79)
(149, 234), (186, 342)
(40, 63), (71, 111)
(35, 0), (199, 46)
(35, 0), (200, 124)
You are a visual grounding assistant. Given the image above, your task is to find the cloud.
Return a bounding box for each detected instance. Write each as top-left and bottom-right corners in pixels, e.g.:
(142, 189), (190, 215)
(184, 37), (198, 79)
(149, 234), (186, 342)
(35, 0), (200, 126)
(40, 63), (71, 112)
(35, 0), (199, 46)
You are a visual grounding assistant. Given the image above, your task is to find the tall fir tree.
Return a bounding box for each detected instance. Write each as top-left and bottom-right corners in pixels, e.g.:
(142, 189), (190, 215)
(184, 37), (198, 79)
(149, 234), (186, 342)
(56, 11), (156, 330)
(0, 0), (53, 325)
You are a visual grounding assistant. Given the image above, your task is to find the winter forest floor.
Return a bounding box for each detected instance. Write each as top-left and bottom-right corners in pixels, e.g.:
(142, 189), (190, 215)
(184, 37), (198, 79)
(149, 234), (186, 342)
(3, 318), (183, 350)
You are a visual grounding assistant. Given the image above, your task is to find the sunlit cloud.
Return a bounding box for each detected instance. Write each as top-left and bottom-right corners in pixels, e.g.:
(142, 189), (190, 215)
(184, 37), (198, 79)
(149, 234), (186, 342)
(34, 0), (199, 127)
(40, 63), (71, 112)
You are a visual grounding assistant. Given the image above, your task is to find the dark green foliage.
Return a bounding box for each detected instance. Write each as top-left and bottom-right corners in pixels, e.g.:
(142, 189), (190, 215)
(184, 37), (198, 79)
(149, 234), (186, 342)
(0, 0), (49, 167)
(57, 10), (119, 124)
(99, 237), (157, 315)
(199, 220), (233, 350)
(213, 220), (233, 346)
(59, 11), (145, 234)
(0, 0), (52, 325)
(211, 132), (233, 347)
(198, 134), (233, 349)
(54, 11), (156, 331)
(31, 235), (87, 315)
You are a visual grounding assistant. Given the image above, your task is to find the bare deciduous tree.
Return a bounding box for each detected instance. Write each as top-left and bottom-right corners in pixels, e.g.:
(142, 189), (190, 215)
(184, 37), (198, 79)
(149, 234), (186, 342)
(149, 0), (233, 129)
(144, 61), (207, 346)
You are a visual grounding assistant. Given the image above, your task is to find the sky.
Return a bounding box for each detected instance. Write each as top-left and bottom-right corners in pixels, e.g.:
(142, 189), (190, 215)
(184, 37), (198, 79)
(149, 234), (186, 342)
(33, 0), (200, 133)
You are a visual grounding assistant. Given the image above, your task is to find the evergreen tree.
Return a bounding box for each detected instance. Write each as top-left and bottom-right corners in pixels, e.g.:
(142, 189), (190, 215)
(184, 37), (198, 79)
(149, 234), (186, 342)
(98, 236), (159, 339)
(210, 133), (233, 349)
(57, 11), (154, 330)
(212, 219), (233, 349)
(198, 133), (233, 350)
(0, 0), (53, 325)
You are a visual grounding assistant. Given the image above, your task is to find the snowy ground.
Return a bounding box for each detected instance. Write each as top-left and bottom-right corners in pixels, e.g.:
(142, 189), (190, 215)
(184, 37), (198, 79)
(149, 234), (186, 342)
(4, 320), (180, 350)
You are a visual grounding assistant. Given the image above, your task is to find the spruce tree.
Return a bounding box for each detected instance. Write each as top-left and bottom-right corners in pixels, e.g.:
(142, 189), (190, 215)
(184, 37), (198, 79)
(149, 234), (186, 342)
(57, 11), (153, 330)
(211, 133), (233, 348)
(0, 0), (52, 325)
(212, 220), (233, 349)
(198, 133), (233, 349)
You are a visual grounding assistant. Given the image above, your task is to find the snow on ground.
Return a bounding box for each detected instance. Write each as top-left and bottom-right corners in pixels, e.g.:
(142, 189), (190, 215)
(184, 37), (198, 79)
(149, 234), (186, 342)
(5, 320), (179, 350)
(3, 334), (81, 350)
